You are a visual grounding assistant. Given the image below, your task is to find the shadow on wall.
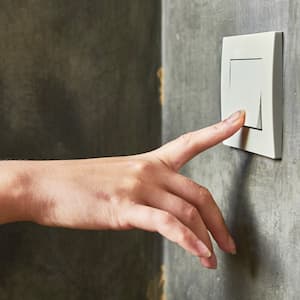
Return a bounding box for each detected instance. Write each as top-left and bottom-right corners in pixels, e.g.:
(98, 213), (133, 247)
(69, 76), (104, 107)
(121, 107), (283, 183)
(223, 154), (282, 299)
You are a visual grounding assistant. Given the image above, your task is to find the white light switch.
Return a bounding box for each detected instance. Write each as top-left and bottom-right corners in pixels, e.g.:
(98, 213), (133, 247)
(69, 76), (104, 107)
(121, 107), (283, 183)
(229, 59), (262, 129)
(221, 31), (283, 159)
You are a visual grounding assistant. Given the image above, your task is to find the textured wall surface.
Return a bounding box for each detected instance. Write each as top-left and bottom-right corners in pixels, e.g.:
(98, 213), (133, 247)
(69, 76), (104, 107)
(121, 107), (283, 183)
(163, 1), (300, 299)
(0, 1), (161, 299)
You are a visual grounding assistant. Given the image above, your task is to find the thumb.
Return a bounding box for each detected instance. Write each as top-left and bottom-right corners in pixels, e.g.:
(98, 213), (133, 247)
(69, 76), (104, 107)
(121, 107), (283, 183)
(154, 110), (245, 171)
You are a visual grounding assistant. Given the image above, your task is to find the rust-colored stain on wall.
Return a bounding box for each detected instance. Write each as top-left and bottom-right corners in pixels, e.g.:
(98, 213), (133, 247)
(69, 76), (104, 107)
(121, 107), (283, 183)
(157, 67), (164, 106)
(146, 265), (166, 300)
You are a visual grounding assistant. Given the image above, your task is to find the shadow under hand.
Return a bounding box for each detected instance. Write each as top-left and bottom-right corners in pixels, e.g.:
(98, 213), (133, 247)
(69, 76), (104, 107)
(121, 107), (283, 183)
(222, 153), (282, 300)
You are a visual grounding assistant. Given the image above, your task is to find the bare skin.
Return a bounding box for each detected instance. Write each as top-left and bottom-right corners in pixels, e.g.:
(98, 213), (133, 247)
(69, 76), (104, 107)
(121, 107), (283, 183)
(0, 110), (245, 269)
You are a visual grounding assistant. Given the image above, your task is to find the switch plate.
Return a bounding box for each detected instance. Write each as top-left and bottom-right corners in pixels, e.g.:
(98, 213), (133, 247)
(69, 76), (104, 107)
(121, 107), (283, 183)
(221, 31), (283, 159)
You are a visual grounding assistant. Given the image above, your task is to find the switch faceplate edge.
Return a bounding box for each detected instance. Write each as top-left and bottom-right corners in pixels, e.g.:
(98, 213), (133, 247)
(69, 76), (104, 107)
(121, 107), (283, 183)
(221, 31), (283, 159)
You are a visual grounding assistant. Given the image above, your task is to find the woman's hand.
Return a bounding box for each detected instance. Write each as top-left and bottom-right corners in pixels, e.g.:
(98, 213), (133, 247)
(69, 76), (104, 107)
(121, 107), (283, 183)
(0, 110), (245, 269)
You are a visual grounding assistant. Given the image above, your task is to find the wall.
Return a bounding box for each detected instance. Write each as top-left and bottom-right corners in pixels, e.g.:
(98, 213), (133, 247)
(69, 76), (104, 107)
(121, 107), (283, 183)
(163, 1), (300, 299)
(0, 1), (161, 299)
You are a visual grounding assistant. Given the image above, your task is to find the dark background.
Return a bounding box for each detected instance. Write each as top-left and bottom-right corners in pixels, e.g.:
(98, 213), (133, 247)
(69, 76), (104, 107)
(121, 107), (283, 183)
(0, 1), (161, 299)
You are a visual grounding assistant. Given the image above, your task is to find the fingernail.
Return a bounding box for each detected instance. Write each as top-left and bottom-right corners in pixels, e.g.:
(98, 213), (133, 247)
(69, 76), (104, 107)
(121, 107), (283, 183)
(225, 110), (244, 124)
(196, 240), (211, 258)
(228, 236), (237, 255)
(200, 252), (218, 269)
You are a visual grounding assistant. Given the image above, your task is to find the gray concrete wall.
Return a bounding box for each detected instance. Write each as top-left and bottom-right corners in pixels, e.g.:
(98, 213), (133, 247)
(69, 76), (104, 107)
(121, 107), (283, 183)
(0, 1), (161, 299)
(163, 1), (300, 299)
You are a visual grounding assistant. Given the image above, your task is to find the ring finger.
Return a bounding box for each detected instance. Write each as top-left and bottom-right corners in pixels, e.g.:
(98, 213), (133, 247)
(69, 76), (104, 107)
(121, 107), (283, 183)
(142, 186), (218, 269)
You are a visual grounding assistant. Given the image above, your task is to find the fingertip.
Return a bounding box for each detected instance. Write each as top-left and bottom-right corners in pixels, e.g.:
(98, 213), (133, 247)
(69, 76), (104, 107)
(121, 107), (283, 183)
(240, 110), (246, 126)
(227, 235), (237, 254)
(196, 240), (212, 258)
(200, 252), (218, 269)
(218, 237), (237, 255)
(224, 110), (246, 125)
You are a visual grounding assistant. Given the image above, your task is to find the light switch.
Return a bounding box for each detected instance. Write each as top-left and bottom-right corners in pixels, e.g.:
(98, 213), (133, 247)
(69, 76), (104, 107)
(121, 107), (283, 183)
(229, 59), (262, 129)
(221, 31), (283, 159)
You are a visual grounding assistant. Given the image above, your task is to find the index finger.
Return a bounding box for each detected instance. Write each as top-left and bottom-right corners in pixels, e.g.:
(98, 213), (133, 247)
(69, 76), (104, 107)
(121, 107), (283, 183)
(154, 110), (245, 170)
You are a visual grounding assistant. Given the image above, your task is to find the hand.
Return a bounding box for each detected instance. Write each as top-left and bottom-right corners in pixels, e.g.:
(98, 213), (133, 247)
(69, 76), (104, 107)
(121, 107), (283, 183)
(4, 110), (245, 269)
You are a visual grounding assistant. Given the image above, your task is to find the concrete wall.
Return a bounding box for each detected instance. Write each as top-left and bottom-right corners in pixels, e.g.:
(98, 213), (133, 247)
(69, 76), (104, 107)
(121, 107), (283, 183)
(0, 1), (161, 299)
(163, 1), (300, 299)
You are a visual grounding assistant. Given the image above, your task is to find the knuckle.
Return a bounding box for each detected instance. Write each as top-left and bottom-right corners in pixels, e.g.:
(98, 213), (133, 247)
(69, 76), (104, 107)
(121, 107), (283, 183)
(201, 186), (211, 196)
(133, 160), (153, 176)
(159, 211), (175, 228)
(178, 132), (194, 145)
(199, 186), (213, 204)
(177, 226), (190, 244)
(126, 177), (143, 195)
(183, 177), (197, 191)
(183, 205), (199, 222)
(212, 123), (225, 135)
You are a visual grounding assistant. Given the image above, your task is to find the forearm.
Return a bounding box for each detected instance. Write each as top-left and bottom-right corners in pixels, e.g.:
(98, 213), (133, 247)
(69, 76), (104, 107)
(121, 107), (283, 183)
(0, 160), (34, 224)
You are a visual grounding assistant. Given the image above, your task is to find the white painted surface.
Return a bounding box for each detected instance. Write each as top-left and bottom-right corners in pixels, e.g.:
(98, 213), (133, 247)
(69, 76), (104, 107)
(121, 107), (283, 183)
(229, 59), (262, 129)
(221, 31), (283, 159)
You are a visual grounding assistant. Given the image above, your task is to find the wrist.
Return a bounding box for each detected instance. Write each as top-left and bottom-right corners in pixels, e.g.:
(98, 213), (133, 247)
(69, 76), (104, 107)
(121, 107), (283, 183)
(0, 161), (35, 224)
